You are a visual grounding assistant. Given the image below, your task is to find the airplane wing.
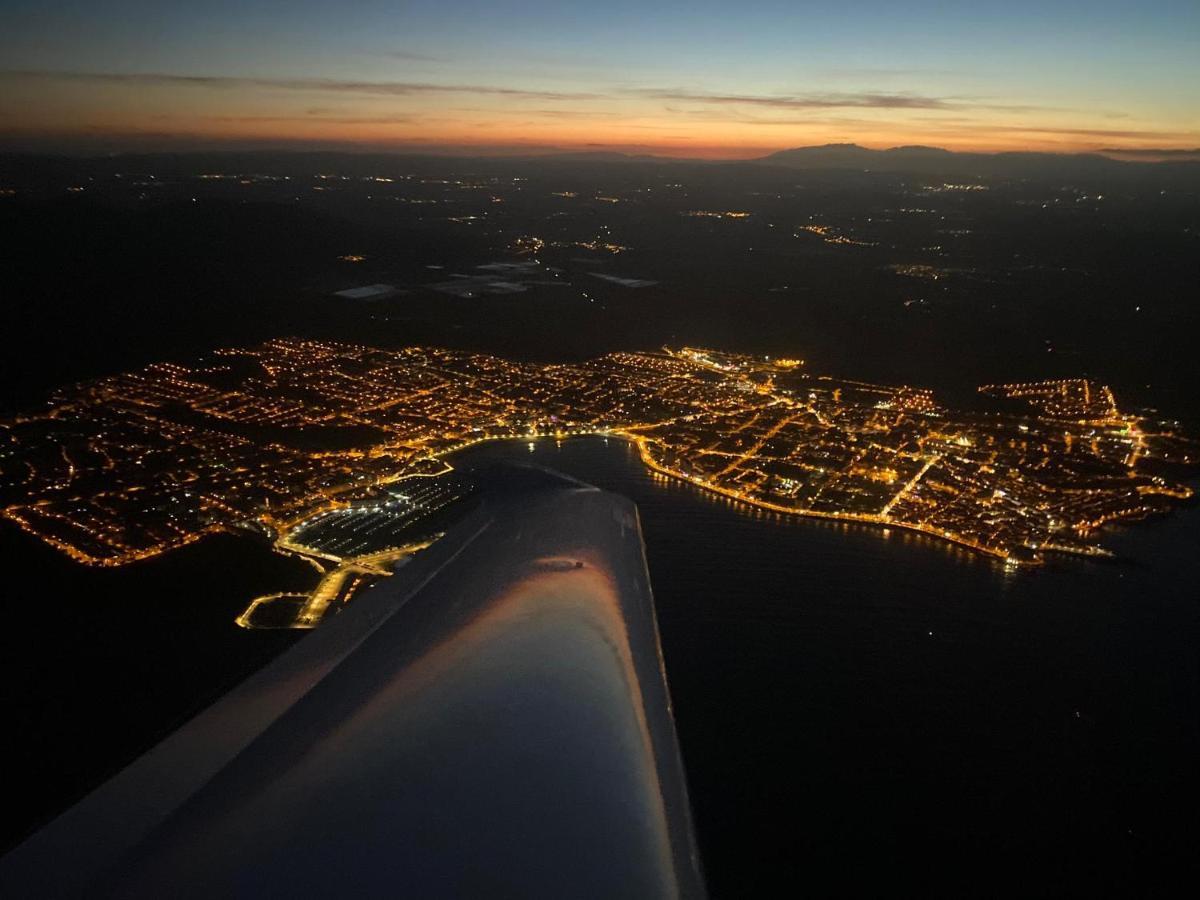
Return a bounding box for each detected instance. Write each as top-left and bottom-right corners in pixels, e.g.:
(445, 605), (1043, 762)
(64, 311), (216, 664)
(0, 468), (705, 898)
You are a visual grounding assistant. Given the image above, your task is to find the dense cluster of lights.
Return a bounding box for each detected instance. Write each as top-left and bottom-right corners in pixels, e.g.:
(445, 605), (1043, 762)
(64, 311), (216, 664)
(0, 340), (1193, 571)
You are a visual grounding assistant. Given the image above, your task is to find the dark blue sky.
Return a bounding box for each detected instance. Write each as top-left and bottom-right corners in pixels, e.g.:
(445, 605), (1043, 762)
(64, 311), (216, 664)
(2, 1), (1196, 154)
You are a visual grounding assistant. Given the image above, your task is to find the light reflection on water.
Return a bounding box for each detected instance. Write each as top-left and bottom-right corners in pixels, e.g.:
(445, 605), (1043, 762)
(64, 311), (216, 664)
(455, 435), (1010, 577)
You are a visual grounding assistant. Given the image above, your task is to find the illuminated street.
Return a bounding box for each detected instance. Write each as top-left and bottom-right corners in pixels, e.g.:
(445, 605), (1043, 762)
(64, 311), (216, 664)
(1, 340), (1193, 572)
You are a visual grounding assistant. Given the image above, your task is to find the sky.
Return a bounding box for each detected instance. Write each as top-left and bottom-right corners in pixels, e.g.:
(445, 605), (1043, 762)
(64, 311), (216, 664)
(1, 0), (1198, 157)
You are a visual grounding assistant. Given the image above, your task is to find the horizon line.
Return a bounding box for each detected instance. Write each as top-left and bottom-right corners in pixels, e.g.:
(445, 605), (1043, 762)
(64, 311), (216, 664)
(2, 137), (1198, 165)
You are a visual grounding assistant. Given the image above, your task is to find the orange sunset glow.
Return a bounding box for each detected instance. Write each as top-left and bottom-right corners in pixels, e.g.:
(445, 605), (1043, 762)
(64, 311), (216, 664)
(3, 1), (1198, 158)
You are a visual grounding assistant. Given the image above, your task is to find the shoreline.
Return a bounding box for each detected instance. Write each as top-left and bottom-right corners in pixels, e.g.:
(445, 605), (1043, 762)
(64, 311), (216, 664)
(5, 428), (1159, 572)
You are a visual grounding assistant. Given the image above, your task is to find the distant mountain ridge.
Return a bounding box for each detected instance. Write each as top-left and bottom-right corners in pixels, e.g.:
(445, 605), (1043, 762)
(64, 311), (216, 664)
(755, 142), (1199, 177)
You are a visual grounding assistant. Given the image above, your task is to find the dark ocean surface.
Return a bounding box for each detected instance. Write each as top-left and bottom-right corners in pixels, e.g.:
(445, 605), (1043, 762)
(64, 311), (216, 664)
(2, 435), (1197, 896)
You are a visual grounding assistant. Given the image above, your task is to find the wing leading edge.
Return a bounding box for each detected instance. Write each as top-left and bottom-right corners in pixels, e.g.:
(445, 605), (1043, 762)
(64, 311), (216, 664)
(1, 468), (705, 898)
